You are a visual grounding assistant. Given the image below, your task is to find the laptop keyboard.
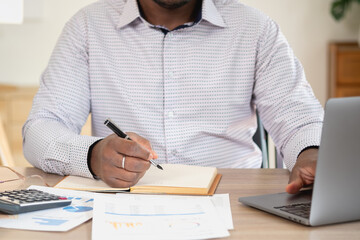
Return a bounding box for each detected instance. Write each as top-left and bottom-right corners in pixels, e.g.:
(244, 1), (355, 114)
(274, 202), (311, 219)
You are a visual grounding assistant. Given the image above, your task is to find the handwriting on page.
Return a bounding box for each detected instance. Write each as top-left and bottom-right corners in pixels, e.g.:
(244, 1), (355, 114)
(108, 221), (142, 229)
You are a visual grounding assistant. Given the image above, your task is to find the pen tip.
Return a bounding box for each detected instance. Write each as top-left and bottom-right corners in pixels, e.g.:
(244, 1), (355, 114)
(157, 165), (163, 170)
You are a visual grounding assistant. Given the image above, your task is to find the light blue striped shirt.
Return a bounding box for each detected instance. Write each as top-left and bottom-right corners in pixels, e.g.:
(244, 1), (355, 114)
(23, 0), (324, 178)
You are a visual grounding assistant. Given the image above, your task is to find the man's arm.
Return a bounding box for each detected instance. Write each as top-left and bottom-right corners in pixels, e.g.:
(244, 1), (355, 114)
(253, 17), (323, 172)
(252, 18), (323, 192)
(22, 10), (158, 184)
(22, 12), (101, 178)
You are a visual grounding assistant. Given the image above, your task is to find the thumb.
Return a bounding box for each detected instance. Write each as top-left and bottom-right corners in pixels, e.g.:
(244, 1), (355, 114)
(286, 177), (303, 194)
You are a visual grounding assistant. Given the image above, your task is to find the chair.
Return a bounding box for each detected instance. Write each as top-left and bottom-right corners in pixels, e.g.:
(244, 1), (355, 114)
(253, 111), (269, 168)
(0, 116), (15, 167)
(253, 111), (284, 169)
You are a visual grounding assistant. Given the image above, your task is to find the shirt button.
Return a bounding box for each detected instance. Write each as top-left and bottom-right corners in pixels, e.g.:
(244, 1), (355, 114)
(168, 71), (174, 78)
(168, 111), (174, 118)
(171, 149), (178, 155)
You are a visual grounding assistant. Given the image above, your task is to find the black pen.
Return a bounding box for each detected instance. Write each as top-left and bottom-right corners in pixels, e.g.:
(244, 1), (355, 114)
(104, 118), (163, 170)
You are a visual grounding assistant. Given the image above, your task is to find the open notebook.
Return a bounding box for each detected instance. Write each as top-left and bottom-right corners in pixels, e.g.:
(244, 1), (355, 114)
(55, 164), (221, 195)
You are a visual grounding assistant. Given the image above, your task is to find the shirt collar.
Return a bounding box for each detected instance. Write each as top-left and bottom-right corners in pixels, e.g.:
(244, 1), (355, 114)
(201, 0), (226, 28)
(116, 0), (226, 30)
(117, 0), (141, 29)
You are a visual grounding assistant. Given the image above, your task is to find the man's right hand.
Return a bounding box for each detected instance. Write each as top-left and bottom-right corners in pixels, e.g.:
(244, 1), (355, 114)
(90, 132), (158, 188)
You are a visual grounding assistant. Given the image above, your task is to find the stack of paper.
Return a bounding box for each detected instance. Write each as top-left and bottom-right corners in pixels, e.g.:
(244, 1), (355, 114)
(0, 186), (233, 239)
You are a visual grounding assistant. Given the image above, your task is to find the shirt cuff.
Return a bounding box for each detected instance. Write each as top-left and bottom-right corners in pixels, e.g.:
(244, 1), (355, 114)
(87, 139), (103, 179)
(297, 145), (319, 158)
(281, 123), (322, 171)
(64, 135), (103, 178)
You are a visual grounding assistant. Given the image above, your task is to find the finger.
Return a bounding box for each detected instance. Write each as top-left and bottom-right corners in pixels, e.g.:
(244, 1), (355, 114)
(286, 176), (304, 194)
(124, 156), (151, 173)
(127, 170), (147, 187)
(106, 166), (140, 183)
(99, 164), (133, 188)
(149, 149), (158, 159)
(111, 164), (148, 187)
(288, 167), (315, 186)
(112, 136), (153, 160)
(111, 155), (151, 173)
(137, 170), (147, 180)
(127, 132), (158, 159)
(105, 176), (133, 188)
(101, 158), (148, 188)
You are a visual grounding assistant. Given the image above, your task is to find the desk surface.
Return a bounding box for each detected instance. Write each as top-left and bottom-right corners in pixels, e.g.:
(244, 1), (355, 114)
(3, 167), (360, 240)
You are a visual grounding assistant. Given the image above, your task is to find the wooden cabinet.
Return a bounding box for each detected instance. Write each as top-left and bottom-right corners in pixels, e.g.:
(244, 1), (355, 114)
(329, 42), (360, 98)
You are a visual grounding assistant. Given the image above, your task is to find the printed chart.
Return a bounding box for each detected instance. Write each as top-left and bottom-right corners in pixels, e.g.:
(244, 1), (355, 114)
(92, 194), (229, 240)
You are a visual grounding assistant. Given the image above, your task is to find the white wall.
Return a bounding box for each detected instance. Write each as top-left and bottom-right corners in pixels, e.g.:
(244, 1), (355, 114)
(241, 0), (360, 105)
(0, 0), (97, 86)
(0, 0), (359, 105)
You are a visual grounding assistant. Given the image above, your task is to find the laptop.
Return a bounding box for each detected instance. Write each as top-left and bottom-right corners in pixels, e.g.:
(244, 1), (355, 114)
(238, 97), (360, 226)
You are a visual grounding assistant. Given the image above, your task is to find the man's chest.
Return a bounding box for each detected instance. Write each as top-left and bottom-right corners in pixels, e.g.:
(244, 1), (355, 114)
(87, 25), (258, 112)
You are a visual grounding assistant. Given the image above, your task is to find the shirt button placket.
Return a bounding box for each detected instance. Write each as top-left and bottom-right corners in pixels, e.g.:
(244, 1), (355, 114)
(163, 32), (177, 162)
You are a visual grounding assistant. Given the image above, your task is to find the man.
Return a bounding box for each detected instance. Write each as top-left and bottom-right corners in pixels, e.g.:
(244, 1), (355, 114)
(22, 0), (323, 194)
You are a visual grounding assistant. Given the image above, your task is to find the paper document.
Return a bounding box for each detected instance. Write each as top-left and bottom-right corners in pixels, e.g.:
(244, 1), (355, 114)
(115, 193), (233, 230)
(92, 194), (230, 240)
(0, 186), (95, 231)
(210, 194), (234, 230)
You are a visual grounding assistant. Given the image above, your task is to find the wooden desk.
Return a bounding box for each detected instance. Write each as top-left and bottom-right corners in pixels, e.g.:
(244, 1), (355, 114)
(3, 168), (360, 240)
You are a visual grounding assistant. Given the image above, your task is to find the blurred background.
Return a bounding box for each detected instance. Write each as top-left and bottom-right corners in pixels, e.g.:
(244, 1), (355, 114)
(0, 0), (359, 167)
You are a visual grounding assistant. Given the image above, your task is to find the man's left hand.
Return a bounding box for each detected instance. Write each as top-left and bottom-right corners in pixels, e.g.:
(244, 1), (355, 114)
(286, 148), (318, 194)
